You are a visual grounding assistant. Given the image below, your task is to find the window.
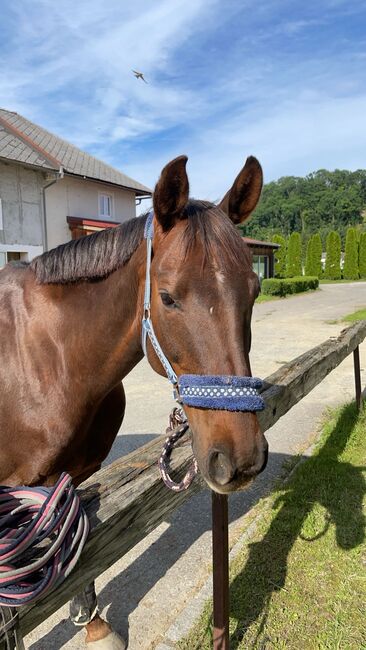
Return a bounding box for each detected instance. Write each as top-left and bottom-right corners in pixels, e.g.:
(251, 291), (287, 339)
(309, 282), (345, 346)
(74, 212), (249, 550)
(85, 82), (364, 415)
(99, 193), (113, 218)
(252, 255), (269, 282)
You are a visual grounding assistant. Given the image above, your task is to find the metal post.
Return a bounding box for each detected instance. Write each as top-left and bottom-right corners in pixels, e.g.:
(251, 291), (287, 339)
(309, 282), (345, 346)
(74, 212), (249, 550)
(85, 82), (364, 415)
(212, 492), (229, 650)
(353, 346), (362, 412)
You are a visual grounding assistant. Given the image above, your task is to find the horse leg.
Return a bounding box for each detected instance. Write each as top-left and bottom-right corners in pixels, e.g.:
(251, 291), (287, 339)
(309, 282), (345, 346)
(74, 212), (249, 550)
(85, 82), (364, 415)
(70, 384), (127, 649)
(70, 583), (126, 649)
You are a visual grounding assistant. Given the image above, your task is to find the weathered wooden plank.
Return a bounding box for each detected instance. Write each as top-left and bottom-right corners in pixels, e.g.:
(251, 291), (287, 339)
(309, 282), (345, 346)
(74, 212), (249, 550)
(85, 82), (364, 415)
(3, 320), (365, 643)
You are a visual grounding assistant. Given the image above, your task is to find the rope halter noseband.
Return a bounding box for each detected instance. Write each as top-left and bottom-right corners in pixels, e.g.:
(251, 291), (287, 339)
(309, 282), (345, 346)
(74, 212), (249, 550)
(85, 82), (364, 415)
(141, 211), (265, 490)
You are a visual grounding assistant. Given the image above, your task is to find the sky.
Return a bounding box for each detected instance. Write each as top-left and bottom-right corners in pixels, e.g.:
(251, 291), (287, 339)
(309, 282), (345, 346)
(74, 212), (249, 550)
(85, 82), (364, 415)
(1, 0), (366, 204)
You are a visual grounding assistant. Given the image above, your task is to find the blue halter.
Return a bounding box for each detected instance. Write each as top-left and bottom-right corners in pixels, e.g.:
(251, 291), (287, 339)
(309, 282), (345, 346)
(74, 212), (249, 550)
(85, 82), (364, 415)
(141, 212), (264, 412)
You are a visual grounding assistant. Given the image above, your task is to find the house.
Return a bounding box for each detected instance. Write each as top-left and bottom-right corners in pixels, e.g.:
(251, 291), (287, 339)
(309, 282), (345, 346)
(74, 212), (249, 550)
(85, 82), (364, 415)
(0, 108), (151, 267)
(243, 236), (280, 280)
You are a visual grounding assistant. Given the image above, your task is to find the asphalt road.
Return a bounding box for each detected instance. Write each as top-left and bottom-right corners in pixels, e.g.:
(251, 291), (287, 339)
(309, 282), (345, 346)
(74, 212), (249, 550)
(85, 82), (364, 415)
(26, 282), (366, 650)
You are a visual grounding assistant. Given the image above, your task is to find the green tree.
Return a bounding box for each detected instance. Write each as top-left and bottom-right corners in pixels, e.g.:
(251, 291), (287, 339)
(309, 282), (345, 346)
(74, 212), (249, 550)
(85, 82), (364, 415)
(272, 234), (287, 277)
(286, 232), (302, 277)
(312, 233), (323, 278)
(359, 232), (366, 279)
(343, 227), (359, 280)
(324, 231), (341, 280)
(305, 237), (315, 276)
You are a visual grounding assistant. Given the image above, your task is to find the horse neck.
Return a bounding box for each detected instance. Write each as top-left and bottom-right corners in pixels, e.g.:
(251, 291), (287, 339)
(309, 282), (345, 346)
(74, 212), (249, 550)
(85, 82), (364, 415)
(41, 243), (146, 397)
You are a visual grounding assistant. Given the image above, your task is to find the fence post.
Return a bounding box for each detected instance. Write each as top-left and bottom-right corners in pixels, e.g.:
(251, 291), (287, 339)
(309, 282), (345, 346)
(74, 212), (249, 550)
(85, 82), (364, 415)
(212, 492), (229, 650)
(353, 346), (362, 411)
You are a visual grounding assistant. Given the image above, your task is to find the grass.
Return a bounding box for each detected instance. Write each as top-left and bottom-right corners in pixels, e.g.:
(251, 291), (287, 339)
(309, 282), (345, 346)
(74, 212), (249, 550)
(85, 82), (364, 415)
(325, 308), (366, 325)
(320, 278), (366, 284)
(179, 402), (366, 650)
(343, 308), (366, 323)
(255, 294), (281, 303)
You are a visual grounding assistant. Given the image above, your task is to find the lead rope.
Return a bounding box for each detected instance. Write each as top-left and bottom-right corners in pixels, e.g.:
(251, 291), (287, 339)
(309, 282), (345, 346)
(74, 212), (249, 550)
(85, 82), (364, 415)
(158, 408), (198, 492)
(0, 473), (89, 648)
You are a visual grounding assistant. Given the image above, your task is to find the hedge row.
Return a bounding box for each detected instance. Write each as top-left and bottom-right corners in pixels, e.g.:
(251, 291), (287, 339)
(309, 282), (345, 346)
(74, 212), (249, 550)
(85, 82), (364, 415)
(261, 276), (319, 297)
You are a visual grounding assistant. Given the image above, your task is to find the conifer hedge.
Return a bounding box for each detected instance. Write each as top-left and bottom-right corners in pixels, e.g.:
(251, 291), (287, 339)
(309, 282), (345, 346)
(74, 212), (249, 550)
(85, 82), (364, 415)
(286, 232), (302, 277)
(359, 232), (366, 279)
(305, 237), (314, 276)
(343, 227), (359, 280)
(312, 233), (323, 278)
(324, 231), (341, 280)
(272, 234), (287, 277)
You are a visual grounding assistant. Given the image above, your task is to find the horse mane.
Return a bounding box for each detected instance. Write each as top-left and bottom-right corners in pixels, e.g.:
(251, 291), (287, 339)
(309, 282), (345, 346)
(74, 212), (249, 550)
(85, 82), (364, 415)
(31, 201), (248, 285)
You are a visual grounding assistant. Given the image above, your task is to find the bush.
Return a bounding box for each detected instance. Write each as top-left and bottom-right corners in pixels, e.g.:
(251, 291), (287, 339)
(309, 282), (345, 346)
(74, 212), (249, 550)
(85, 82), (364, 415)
(312, 233), (323, 277)
(343, 227), (359, 280)
(286, 232), (302, 277)
(262, 276), (319, 297)
(272, 234), (287, 277)
(324, 231), (341, 280)
(304, 237), (314, 276)
(359, 232), (366, 279)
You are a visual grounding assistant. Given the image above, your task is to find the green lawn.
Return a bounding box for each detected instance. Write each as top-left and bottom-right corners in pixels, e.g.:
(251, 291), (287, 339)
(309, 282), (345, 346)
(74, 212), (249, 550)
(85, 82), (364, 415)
(343, 308), (366, 323)
(320, 278), (366, 284)
(179, 402), (366, 650)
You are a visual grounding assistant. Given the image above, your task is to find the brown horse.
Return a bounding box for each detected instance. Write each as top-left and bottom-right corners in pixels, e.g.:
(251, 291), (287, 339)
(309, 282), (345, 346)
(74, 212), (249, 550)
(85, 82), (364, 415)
(0, 155), (268, 647)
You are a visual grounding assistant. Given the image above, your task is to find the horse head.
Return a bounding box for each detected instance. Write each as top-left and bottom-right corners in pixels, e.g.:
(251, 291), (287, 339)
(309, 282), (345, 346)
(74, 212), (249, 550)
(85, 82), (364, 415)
(143, 155), (268, 494)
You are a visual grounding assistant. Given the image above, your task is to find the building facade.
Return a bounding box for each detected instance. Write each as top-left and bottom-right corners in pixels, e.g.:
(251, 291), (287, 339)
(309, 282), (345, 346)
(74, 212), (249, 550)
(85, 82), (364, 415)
(0, 108), (151, 267)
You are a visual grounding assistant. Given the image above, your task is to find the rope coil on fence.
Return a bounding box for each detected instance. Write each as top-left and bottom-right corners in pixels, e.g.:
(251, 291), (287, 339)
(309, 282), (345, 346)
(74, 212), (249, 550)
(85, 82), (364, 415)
(0, 473), (89, 608)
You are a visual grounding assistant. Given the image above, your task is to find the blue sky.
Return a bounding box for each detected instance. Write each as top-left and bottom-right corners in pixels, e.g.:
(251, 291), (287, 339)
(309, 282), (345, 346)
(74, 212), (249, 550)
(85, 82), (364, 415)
(1, 0), (366, 202)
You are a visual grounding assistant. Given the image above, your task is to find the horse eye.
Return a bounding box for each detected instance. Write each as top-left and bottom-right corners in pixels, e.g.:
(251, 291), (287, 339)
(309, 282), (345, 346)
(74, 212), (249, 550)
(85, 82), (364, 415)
(160, 292), (175, 307)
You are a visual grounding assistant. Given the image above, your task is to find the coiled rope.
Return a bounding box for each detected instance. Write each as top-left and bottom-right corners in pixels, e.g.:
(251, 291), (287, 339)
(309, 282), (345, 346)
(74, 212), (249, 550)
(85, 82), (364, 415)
(0, 473), (89, 608)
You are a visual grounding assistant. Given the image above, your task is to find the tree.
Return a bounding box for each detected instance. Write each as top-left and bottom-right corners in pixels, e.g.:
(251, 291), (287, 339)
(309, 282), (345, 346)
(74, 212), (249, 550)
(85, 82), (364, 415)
(359, 232), (366, 279)
(286, 232), (302, 277)
(343, 227), (359, 280)
(242, 168), (366, 242)
(272, 234), (287, 277)
(312, 233), (323, 278)
(324, 231), (341, 280)
(305, 237), (315, 276)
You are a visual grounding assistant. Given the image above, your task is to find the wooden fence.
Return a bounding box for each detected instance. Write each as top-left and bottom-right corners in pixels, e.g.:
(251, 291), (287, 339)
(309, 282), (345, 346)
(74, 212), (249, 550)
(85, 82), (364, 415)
(1, 320), (365, 648)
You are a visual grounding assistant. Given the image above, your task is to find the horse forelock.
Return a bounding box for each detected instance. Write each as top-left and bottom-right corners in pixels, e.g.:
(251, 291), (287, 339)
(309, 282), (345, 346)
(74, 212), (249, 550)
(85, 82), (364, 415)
(30, 200), (249, 285)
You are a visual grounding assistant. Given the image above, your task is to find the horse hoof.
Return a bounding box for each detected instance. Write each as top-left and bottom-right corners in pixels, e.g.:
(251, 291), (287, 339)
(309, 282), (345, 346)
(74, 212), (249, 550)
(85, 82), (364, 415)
(86, 631), (127, 649)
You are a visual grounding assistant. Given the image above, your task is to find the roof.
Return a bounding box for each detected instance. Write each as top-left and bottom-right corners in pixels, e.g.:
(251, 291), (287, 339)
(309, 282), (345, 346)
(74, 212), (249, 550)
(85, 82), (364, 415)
(0, 108), (151, 196)
(243, 236), (280, 249)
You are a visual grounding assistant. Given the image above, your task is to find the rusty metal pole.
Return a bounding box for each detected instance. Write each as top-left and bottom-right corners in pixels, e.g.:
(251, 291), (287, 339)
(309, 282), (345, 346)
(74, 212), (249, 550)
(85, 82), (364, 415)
(212, 492), (229, 650)
(353, 346), (362, 412)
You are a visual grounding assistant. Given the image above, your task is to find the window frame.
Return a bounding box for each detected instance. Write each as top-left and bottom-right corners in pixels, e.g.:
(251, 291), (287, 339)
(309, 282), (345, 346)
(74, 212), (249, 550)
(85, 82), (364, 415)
(98, 192), (114, 219)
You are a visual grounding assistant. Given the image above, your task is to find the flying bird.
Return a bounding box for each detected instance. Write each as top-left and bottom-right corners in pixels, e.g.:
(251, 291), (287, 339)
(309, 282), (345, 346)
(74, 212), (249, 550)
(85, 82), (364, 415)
(132, 70), (148, 84)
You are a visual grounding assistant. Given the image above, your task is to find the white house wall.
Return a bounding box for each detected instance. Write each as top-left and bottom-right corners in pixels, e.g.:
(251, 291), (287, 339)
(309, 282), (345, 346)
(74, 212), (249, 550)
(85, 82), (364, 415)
(0, 160), (45, 248)
(45, 175), (136, 250)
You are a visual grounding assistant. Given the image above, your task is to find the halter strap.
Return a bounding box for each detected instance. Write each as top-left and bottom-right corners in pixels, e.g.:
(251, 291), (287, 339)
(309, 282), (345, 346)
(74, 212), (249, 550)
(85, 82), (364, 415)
(141, 211), (264, 412)
(141, 213), (178, 389)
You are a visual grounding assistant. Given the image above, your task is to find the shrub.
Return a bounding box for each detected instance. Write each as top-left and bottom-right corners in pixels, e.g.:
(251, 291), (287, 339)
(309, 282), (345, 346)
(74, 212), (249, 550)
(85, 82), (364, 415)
(324, 231), (341, 280)
(304, 237), (314, 276)
(272, 234), (287, 278)
(343, 227), (359, 280)
(359, 232), (366, 279)
(312, 233), (323, 278)
(262, 276), (319, 297)
(286, 232), (302, 277)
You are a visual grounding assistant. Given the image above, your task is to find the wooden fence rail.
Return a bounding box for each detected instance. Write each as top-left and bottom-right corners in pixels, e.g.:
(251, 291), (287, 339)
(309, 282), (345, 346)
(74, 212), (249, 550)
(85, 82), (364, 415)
(2, 320), (366, 644)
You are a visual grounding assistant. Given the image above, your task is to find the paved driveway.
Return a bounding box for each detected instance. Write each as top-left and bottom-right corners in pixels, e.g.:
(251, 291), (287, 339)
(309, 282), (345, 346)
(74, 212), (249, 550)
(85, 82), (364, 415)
(26, 283), (366, 650)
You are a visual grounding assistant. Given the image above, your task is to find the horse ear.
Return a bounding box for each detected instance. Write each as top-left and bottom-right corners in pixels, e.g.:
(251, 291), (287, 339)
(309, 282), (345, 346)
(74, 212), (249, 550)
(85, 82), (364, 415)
(153, 155), (189, 231)
(218, 156), (263, 225)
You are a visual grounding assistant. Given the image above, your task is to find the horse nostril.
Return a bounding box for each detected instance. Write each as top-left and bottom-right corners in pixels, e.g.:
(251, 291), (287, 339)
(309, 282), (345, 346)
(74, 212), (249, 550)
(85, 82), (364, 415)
(208, 449), (235, 486)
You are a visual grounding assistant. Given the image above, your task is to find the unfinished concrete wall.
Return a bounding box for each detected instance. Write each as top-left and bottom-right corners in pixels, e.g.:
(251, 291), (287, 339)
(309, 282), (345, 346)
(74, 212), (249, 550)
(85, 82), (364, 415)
(46, 175), (136, 250)
(0, 160), (45, 249)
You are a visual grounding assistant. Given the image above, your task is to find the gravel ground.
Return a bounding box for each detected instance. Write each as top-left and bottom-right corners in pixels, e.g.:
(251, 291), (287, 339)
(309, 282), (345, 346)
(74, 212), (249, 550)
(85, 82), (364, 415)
(25, 282), (366, 650)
